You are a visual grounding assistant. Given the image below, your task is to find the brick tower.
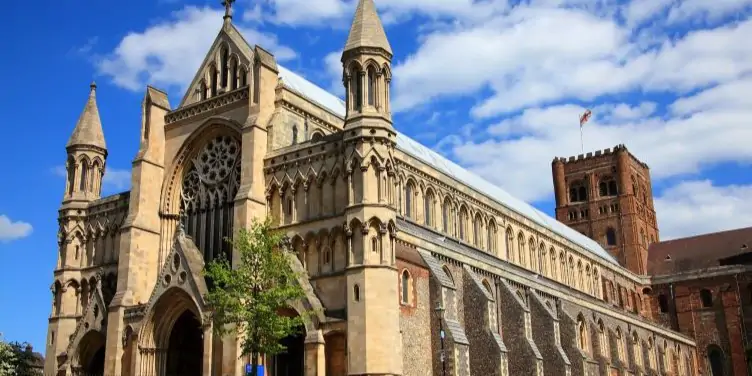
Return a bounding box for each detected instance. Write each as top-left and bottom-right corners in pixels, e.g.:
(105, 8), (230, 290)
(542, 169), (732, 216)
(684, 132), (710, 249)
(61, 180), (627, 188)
(551, 144), (659, 275)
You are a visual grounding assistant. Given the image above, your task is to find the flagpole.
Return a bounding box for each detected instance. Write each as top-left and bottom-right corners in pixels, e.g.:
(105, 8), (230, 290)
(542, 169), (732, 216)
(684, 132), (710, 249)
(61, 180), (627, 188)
(580, 124), (584, 154)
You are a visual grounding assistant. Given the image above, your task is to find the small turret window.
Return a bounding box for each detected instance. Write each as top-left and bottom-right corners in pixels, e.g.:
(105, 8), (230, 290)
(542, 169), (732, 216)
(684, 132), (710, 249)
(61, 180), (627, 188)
(79, 160), (89, 192)
(367, 67), (376, 107)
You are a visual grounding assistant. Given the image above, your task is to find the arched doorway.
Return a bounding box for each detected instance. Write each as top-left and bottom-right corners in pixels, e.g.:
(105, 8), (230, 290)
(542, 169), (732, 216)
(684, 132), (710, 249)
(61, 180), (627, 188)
(270, 329), (305, 376)
(76, 331), (105, 376)
(165, 310), (203, 376)
(708, 345), (725, 376)
(269, 308), (305, 376)
(138, 287), (207, 376)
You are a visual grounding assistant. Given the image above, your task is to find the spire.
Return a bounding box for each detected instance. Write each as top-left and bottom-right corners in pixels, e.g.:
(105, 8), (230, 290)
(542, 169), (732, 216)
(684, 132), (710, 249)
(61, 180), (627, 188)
(222, 0), (235, 22)
(67, 82), (107, 150)
(343, 0), (392, 57)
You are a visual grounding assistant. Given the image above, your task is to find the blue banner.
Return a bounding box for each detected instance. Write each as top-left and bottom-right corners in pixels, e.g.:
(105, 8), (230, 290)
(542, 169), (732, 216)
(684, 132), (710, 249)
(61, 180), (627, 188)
(245, 364), (265, 376)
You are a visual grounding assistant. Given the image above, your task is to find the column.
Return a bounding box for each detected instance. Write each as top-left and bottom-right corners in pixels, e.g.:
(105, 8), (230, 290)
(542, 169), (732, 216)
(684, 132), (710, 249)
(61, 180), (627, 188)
(304, 330), (326, 376)
(203, 324), (214, 376)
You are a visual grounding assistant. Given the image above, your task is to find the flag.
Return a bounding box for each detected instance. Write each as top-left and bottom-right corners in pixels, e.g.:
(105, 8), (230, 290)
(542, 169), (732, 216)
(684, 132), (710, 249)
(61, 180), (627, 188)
(579, 109), (592, 128)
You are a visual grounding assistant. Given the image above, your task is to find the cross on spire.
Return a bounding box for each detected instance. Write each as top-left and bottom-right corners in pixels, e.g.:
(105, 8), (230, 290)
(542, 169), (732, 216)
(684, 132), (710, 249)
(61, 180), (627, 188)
(221, 0), (235, 21)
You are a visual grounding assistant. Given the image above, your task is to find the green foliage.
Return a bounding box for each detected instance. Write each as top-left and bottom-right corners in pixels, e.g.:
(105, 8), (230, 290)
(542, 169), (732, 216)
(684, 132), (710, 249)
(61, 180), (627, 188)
(0, 336), (38, 376)
(204, 217), (310, 376)
(0, 335), (16, 376)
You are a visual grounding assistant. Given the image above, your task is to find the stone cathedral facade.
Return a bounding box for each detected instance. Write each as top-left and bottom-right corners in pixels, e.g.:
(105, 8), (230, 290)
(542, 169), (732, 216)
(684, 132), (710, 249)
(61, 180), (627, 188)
(45, 1), (702, 376)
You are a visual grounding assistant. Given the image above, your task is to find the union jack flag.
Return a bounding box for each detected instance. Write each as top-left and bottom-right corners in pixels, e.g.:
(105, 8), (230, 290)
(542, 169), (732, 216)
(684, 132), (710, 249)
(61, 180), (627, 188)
(580, 109), (592, 128)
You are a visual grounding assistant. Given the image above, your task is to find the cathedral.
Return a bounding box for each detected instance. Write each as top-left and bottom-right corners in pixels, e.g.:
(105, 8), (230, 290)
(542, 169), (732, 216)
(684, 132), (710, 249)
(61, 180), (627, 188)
(45, 1), (704, 375)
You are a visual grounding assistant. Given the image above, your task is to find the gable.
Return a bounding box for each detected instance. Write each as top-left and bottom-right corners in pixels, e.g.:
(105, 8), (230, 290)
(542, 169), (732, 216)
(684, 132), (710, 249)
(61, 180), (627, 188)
(61, 278), (108, 368)
(142, 228), (210, 317)
(178, 22), (255, 108)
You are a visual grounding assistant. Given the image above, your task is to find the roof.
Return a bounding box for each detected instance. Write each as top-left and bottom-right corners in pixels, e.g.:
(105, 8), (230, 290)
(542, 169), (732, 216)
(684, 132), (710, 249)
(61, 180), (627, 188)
(67, 83), (106, 150)
(276, 66), (620, 267)
(648, 226), (752, 275)
(343, 0), (392, 55)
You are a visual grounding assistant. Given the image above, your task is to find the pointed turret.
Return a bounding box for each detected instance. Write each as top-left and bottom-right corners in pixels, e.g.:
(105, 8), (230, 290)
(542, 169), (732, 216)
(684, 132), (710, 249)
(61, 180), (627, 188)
(342, 0), (392, 58)
(341, 0), (393, 124)
(67, 82), (107, 151)
(62, 83), (108, 203)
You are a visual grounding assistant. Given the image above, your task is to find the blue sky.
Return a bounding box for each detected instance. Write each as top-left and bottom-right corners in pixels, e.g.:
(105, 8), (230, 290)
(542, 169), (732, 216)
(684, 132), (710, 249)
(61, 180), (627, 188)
(1, 0), (752, 353)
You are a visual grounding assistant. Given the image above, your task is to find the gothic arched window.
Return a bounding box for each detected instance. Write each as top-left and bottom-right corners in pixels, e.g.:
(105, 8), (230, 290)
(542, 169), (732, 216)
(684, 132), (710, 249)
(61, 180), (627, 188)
(67, 157), (76, 196)
(220, 46), (229, 88)
(424, 190), (434, 226)
(79, 159), (89, 192)
(230, 57), (238, 90)
(209, 65), (218, 97)
(442, 199), (450, 233)
(405, 183), (413, 218)
(292, 125), (298, 145)
(367, 66), (376, 107)
(401, 270), (410, 304)
(180, 135), (241, 263)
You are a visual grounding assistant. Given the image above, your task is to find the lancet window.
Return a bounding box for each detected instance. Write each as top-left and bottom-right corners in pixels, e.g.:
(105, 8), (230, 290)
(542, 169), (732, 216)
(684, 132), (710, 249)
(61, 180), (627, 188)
(180, 135), (241, 263)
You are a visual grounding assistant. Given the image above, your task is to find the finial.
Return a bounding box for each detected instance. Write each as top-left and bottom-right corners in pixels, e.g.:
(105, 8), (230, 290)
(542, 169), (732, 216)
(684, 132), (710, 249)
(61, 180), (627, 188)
(221, 0), (234, 21)
(90, 81), (97, 92)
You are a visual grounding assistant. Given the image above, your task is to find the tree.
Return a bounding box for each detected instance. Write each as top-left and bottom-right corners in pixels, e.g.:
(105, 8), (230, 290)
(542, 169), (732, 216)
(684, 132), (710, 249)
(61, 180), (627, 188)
(204, 217), (310, 376)
(0, 336), (38, 376)
(8, 342), (36, 376)
(0, 335), (16, 376)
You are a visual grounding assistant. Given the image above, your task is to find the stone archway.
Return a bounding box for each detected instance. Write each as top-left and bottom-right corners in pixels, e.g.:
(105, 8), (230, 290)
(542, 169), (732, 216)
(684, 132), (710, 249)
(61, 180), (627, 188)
(165, 310), (203, 376)
(74, 331), (106, 376)
(138, 287), (209, 376)
(268, 308), (306, 376)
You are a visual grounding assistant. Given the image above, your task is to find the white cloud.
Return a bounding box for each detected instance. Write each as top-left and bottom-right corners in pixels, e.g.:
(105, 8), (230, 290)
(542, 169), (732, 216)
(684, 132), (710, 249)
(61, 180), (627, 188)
(102, 169), (132, 192)
(449, 74), (752, 203)
(96, 6), (296, 92)
(257, 0), (511, 27)
(655, 180), (752, 240)
(51, 166), (132, 192)
(323, 51), (345, 97)
(0, 215), (33, 243)
(391, 8), (752, 117)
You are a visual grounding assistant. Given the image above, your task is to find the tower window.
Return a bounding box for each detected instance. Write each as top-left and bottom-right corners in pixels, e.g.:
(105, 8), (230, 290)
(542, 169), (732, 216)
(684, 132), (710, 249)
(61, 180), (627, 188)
(606, 228), (617, 246)
(353, 284), (360, 302)
(700, 289), (713, 308)
(658, 294), (669, 312)
(599, 178), (618, 196)
(569, 181), (588, 202)
(292, 125), (298, 145)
